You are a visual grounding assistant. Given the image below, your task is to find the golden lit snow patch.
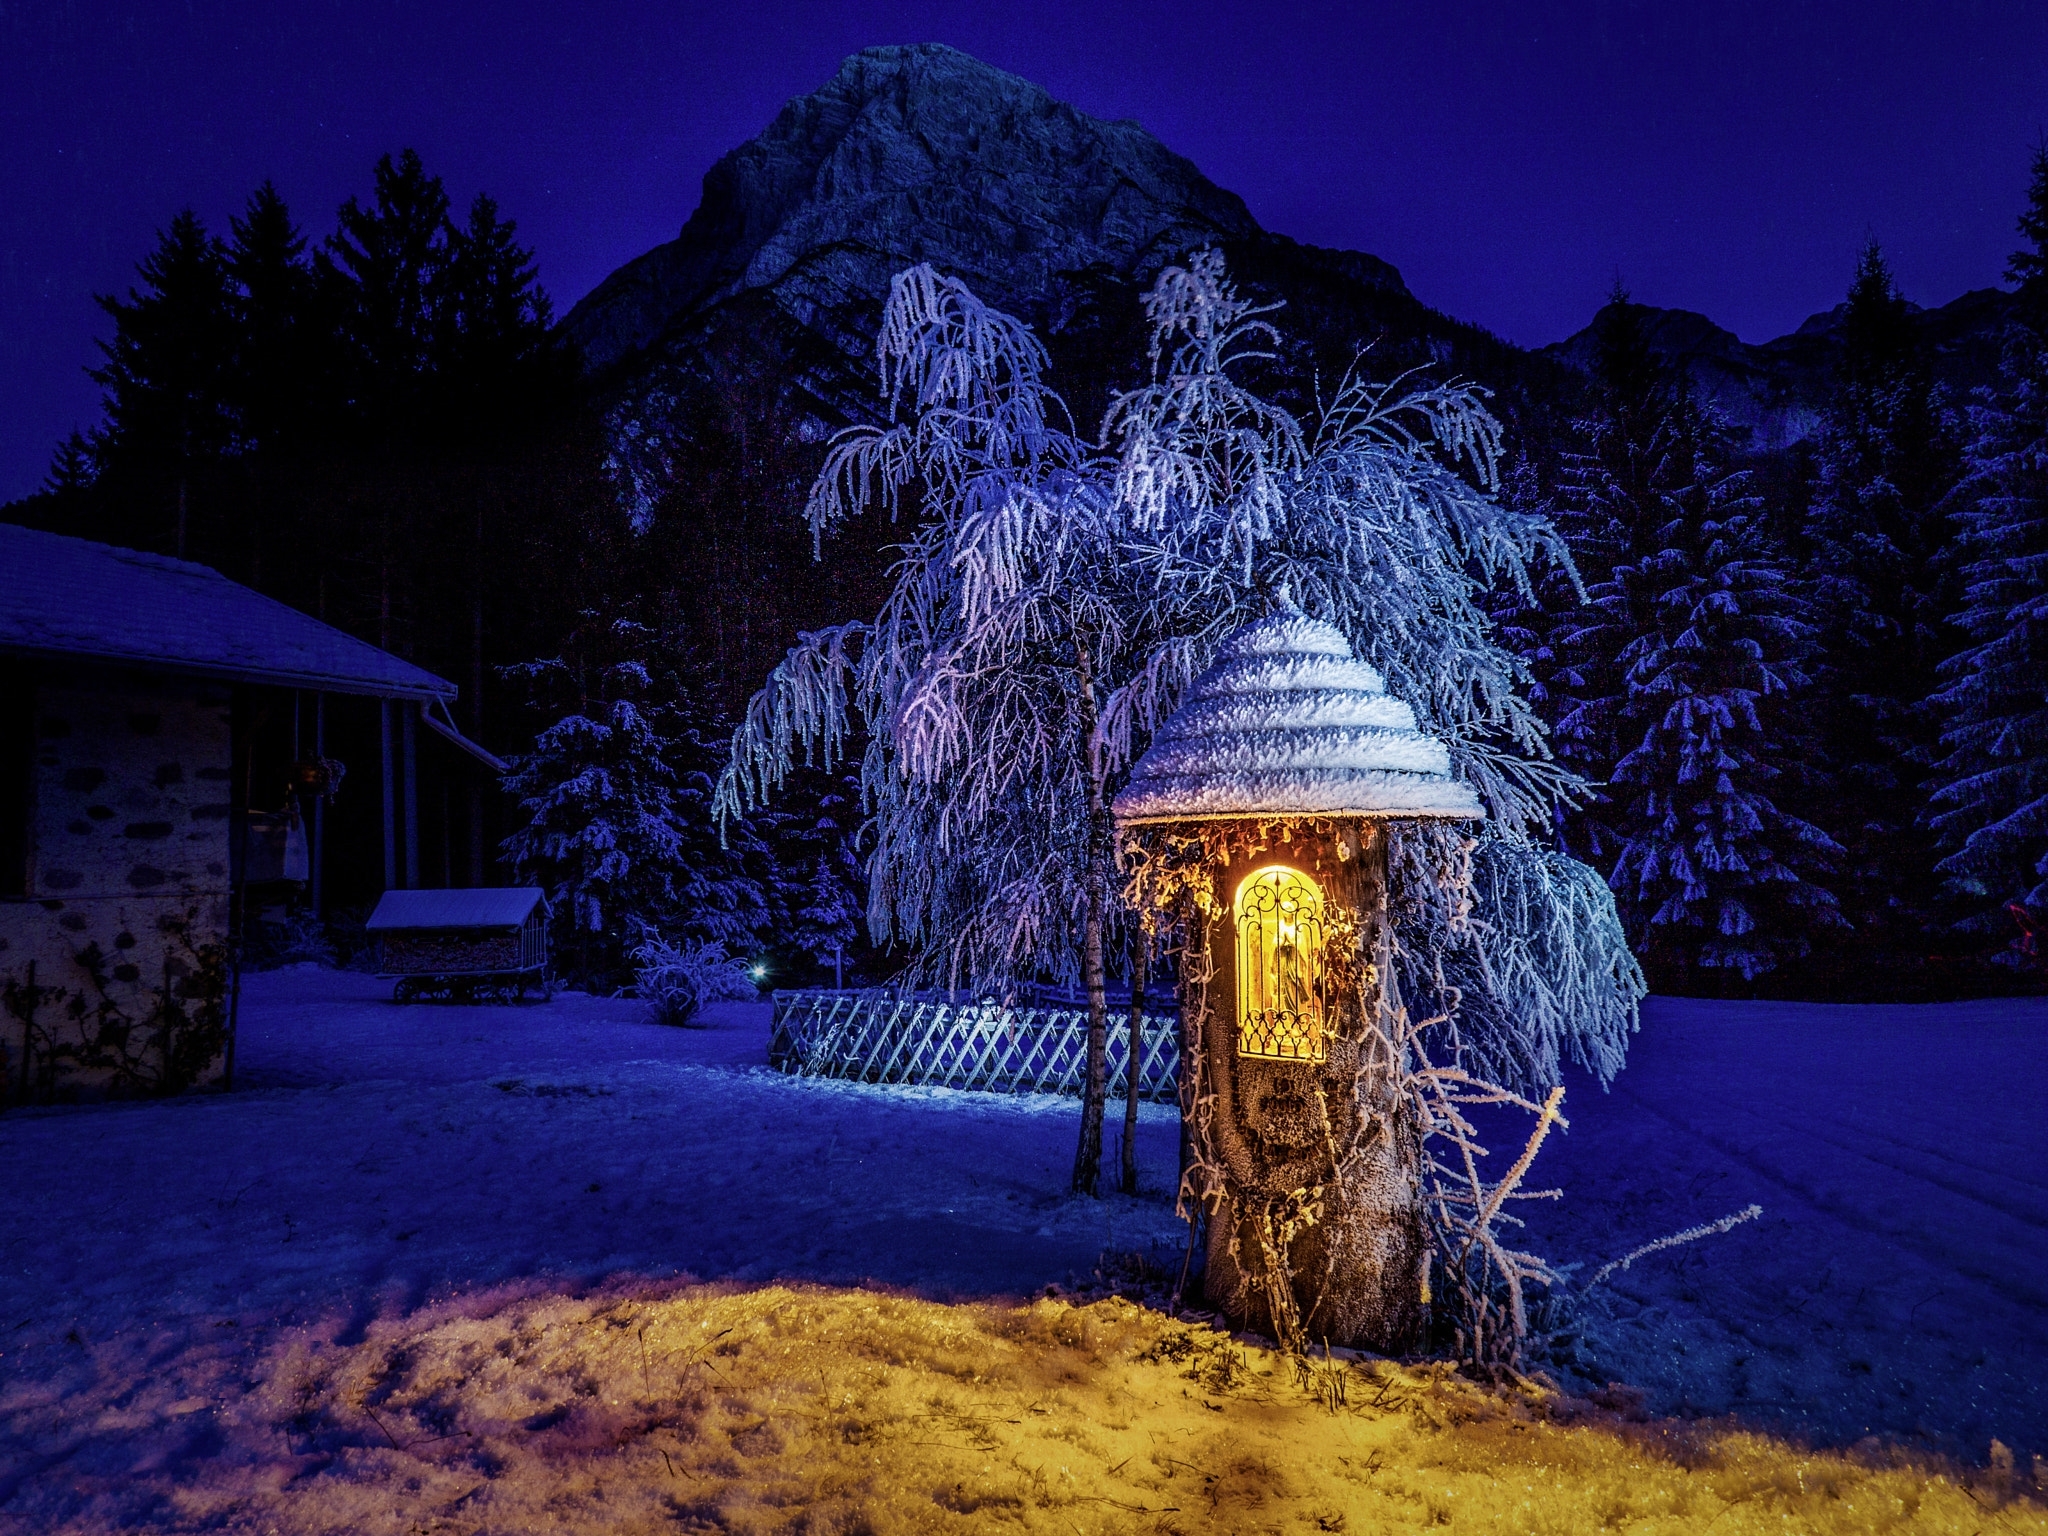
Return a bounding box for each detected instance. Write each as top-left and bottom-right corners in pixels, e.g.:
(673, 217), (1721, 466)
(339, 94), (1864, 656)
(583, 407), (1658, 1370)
(75, 1285), (2048, 1533)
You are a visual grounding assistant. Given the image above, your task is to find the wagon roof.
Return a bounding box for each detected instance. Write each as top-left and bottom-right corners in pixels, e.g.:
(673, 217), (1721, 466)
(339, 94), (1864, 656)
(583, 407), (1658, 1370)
(365, 888), (548, 931)
(0, 523), (455, 701)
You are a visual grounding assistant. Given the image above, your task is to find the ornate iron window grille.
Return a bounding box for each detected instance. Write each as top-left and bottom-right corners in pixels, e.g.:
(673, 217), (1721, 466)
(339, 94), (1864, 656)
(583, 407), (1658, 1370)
(1235, 864), (1327, 1062)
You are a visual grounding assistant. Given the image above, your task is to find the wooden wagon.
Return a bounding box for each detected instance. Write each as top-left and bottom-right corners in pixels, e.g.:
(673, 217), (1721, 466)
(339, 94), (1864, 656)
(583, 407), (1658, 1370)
(365, 888), (551, 1003)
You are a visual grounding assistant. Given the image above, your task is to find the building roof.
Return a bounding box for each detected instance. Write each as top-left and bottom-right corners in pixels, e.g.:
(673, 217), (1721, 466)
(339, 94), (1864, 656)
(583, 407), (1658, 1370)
(0, 523), (455, 701)
(1113, 614), (1484, 826)
(365, 888), (548, 930)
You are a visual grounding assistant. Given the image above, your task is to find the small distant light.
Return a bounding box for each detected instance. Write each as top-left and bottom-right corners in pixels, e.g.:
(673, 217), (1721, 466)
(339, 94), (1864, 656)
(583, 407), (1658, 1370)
(751, 965), (767, 980)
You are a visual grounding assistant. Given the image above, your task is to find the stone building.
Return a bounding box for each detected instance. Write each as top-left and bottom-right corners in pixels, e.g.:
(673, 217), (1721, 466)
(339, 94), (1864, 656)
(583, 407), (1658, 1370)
(0, 525), (491, 1099)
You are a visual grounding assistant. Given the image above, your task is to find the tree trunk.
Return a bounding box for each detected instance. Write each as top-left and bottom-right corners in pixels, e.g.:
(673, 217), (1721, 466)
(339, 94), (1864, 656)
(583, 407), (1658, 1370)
(248, 460), (264, 589)
(1193, 821), (1426, 1355)
(470, 505), (487, 885)
(1070, 641), (1110, 1197)
(1071, 858), (1108, 1195)
(1119, 925), (1150, 1194)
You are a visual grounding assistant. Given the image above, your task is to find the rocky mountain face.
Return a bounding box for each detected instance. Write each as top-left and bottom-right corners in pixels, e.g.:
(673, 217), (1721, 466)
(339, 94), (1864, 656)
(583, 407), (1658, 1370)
(1542, 288), (2017, 451)
(566, 41), (2022, 520)
(566, 44), (1269, 376)
(563, 45), (1536, 525)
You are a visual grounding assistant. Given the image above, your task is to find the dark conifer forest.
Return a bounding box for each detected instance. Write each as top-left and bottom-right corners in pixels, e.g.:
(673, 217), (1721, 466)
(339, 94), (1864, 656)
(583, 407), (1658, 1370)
(9, 137), (2048, 1001)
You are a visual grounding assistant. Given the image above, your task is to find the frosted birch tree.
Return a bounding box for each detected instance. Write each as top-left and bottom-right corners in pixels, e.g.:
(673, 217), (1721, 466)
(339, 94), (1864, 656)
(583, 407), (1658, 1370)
(719, 255), (1642, 1209)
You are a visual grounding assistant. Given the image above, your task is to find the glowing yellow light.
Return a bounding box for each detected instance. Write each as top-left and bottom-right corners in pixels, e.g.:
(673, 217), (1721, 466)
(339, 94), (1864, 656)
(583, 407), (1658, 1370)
(1234, 864), (1326, 1061)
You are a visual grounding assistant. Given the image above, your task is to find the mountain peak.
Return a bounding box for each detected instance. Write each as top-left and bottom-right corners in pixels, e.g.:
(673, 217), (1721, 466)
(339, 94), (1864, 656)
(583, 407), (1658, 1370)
(1542, 287), (2016, 449)
(565, 44), (1260, 372)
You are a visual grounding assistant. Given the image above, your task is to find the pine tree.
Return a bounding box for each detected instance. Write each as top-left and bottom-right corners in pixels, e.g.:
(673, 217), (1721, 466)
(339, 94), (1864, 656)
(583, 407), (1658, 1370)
(500, 613), (764, 988)
(749, 767), (865, 983)
(1544, 290), (1671, 813)
(43, 431), (101, 497)
(216, 182), (330, 592)
(320, 149), (454, 439)
(303, 150), (571, 672)
(88, 210), (239, 555)
(441, 193), (564, 439)
(1804, 242), (1961, 976)
(1549, 290), (1841, 985)
(226, 182), (324, 459)
(665, 711), (773, 955)
(1928, 146), (2048, 959)
(2009, 138), (2048, 331)
(447, 195), (548, 345)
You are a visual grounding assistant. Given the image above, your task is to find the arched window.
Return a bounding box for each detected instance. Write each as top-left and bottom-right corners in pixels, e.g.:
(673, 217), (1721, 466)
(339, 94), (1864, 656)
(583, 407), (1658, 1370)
(1235, 864), (1326, 1061)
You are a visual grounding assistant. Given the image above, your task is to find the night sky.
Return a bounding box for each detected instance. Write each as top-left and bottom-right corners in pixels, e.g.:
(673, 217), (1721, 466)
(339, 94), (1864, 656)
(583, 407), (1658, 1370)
(4, 1), (2045, 502)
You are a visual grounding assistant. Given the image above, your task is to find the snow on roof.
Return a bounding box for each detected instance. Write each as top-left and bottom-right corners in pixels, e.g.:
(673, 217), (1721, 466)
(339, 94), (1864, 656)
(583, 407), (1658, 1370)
(365, 888), (548, 931)
(0, 523), (454, 700)
(1113, 614), (1484, 825)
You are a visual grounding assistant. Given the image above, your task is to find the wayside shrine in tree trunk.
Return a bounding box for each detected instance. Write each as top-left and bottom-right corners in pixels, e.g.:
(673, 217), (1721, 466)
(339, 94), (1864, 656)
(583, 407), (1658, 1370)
(1116, 611), (1482, 1355)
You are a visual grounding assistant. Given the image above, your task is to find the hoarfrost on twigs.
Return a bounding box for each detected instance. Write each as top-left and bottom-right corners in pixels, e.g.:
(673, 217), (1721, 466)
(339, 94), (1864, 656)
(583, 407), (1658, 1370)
(719, 253), (1642, 1094)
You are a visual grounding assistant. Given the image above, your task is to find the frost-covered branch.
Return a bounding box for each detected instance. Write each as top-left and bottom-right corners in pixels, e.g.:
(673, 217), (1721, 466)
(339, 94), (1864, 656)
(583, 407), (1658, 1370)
(1586, 1204), (1764, 1289)
(723, 254), (1642, 1084)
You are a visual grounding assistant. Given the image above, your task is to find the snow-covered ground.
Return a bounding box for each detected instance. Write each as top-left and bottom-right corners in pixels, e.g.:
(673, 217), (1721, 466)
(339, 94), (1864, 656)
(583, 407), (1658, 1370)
(0, 969), (2042, 1528)
(4, 965), (1188, 1332)
(1515, 993), (2048, 1467)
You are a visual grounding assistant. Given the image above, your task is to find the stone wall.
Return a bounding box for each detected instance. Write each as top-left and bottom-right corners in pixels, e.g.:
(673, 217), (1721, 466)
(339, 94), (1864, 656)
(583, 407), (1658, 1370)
(0, 663), (234, 1099)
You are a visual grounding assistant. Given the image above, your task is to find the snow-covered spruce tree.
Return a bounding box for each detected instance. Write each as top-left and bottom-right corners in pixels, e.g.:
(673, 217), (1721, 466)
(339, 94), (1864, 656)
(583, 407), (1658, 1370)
(1546, 293), (1842, 988)
(503, 613), (765, 989)
(1532, 291), (1674, 835)
(719, 255), (1642, 1274)
(1805, 243), (1962, 974)
(1928, 145), (2048, 955)
(748, 766), (867, 983)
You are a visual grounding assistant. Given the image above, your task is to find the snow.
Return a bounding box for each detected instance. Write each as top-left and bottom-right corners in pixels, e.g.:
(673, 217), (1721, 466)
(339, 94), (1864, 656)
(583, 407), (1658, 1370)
(1114, 766), (1487, 824)
(1, 966), (2041, 1526)
(1217, 612), (1360, 661)
(6, 966), (1185, 1319)
(1511, 992), (2048, 1464)
(363, 887), (545, 930)
(1168, 688), (1420, 735)
(0, 522), (452, 702)
(1138, 726), (1453, 780)
(1114, 614), (1485, 825)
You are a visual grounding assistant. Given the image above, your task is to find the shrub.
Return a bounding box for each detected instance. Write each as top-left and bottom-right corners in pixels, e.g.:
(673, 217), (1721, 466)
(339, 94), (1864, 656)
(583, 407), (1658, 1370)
(632, 936), (757, 1026)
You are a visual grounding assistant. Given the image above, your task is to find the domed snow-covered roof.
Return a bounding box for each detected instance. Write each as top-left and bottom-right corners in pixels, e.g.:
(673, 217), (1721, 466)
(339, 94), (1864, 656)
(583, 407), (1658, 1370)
(1112, 615), (1484, 826)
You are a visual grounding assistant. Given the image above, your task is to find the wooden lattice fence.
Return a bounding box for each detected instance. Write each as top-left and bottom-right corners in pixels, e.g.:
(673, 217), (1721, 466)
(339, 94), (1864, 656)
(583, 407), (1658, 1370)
(769, 990), (1181, 1102)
